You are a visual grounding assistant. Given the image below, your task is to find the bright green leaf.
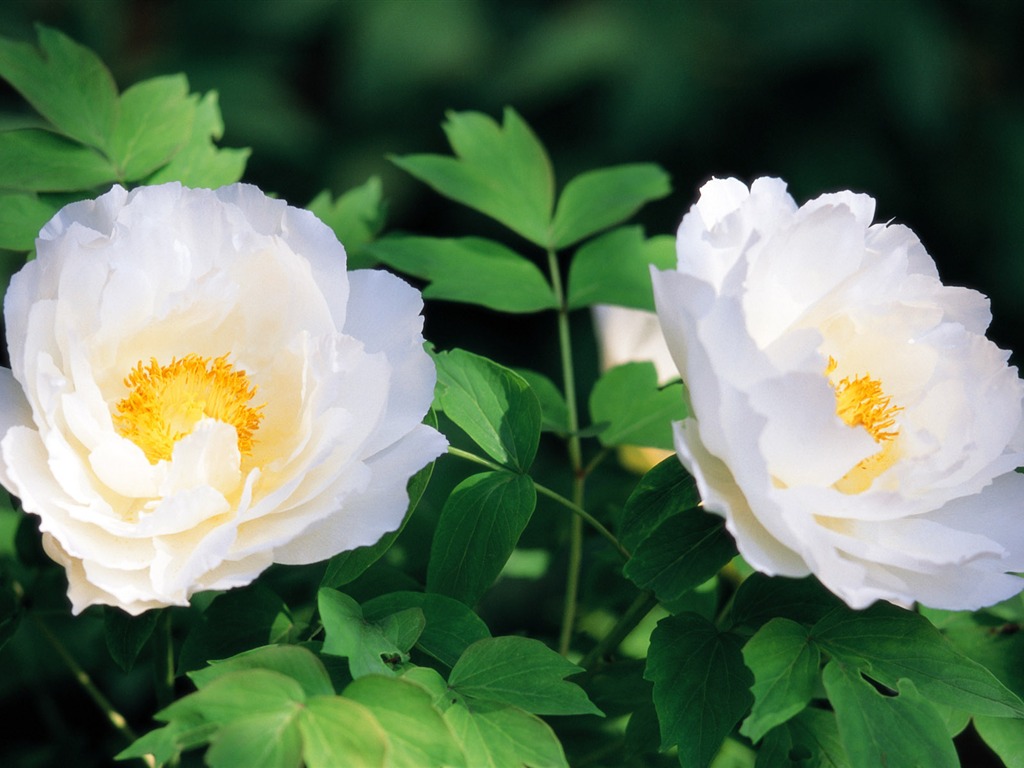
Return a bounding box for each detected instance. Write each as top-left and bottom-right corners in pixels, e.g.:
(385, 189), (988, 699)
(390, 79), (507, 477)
(974, 715), (1024, 768)
(160, 668), (305, 725)
(449, 636), (601, 716)
(0, 25), (118, 150)
(623, 506), (736, 611)
(618, 455), (699, 553)
(427, 471), (537, 606)
(205, 710), (304, 768)
(318, 589), (423, 678)
(298, 696), (389, 768)
(513, 367), (569, 435)
(813, 602), (1024, 717)
(104, 607), (160, 672)
(344, 675), (467, 768)
(0, 192), (58, 250)
(822, 661), (958, 768)
(116, 717), (215, 766)
(392, 107), (554, 246)
(363, 591), (491, 667)
(189, 645), (334, 698)
(740, 619), (821, 742)
(589, 362), (687, 449)
(566, 226), (675, 310)
(368, 235), (557, 313)
(551, 164), (670, 248)
(443, 697), (568, 768)
(110, 74), (197, 181)
(0, 128), (116, 191)
(306, 178), (386, 269)
(147, 90), (249, 188)
(434, 348), (542, 470)
(644, 613), (753, 768)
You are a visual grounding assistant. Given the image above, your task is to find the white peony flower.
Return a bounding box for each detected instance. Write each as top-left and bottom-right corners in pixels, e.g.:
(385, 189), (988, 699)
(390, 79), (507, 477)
(0, 183), (447, 615)
(651, 176), (1024, 610)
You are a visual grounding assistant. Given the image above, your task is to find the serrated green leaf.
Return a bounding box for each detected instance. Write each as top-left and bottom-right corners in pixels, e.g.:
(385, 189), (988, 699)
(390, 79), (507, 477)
(434, 349), (541, 470)
(110, 74), (196, 181)
(449, 636), (601, 716)
(619, 455), (699, 553)
(623, 506), (736, 610)
(318, 589), (423, 678)
(306, 178), (386, 269)
(363, 590), (491, 667)
(740, 619), (820, 742)
(567, 226), (675, 310)
(813, 602), (1024, 717)
(644, 613), (753, 768)
(298, 696), (388, 768)
(368, 235), (557, 313)
(321, 446), (436, 588)
(822, 661), (958, 768)
(344, 675), (467, 768)
(443, 697), (568, 768)
(427, 471), (537, 605)
(189, 645), (334, 698)
(0, 192), (58, 250)
(758, 708), (847, 768)
(551, 164), (670, 248)
(104, 606), (160, 672)
(177, 583), (298, 674)
(0, 25), (118, 150)
(0, 128), (116, 191)
(146, 90), (248, 187)
(727, 574), (843, 635)
(974, 715), (1024, 768)
(392, 107), (554, 246)
(589, 362), (687, 449)
(512, 367), (569, 435)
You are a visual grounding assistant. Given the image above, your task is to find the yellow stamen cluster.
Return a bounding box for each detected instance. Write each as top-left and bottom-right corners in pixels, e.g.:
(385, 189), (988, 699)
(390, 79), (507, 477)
(826, 357), (900, 443)
(115, 353), (264, 464)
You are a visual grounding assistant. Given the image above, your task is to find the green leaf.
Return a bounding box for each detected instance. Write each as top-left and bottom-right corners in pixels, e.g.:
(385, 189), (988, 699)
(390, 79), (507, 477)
(566, 226), (675, 311)
(434, 349), (542, 471)
(368, 235), (556, 313)
(321, 445), (436, 588)
(0, 128), (116, 191)
(822, 661), (958, 768)
(160, 668), (305, 725)
(344, 675), (467, 768)
(644, 613), (754, 768)
(427, 471), (537, 605)
(189, 645), (335, 698)
(117, 717), (215, 766)
(110, 74), (197, 181)
(813, 602), (1024, 717)
(306, 178), (386, 269)
(589, 362), (687, 449)
(974, 715), (1024, 768)
(512, 367), (569, 435)
(206, 710), (304, 768)
(443, 698), (568, 768)
(449, 636), (601, 716)
(297, 696), (389, 768)
(551, 164), (670, 249)
(623, 506), (736, 611)
(758, 708), (847, 768)
(0, 192), (58, 250)
(740, 618), (821, 742)
(363, 591), (491, 667)
(104, 607), (161, 672)
(177, 583), (299, 673)
(726, 574), (843, 635)
(147, 90), (249, 187)
(0, 25), (118, 149)
(392, 107), (554, 246)
(318, 589), (424, 678)
(619, 455), (699, 553)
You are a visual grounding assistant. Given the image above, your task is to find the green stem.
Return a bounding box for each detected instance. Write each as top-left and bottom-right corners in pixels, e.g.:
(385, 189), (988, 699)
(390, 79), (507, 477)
(446, 445), (504, 473)
(153, 610), (175, 710)
(31, 614), (143, 750)
(578, 589), (659, 670)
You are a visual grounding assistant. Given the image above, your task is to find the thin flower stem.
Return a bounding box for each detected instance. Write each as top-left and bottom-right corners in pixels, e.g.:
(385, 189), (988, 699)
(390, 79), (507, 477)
(30, 614), (148, 761)
(547, 247), (586, 657)
(153, 610), (175, 710)
(447, 447), (630, 560)
(578, 589), (659, 670)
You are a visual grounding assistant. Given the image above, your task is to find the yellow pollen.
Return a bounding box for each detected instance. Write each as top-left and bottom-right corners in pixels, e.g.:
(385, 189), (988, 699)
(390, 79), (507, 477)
(826, 356), (902, 494)
(115, 353), (264, 464)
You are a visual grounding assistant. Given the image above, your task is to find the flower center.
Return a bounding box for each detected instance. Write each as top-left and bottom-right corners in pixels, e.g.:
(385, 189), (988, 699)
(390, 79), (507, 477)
(826, 356), (902, 493)
(115, 354), (264, 464)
